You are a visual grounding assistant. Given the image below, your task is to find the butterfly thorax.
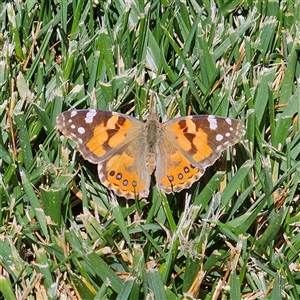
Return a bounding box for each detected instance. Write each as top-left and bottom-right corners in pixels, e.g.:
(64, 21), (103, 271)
(144, 114), (161, 175)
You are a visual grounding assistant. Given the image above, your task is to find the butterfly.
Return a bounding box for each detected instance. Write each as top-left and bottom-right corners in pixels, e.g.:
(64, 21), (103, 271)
(56, 109), (245, 199)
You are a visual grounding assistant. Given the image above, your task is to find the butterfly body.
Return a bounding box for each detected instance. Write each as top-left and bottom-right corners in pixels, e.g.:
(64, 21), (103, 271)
(56, 109), (245, 199)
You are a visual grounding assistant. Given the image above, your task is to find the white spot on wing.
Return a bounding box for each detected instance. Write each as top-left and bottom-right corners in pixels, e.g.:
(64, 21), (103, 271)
(225, 118), (232, 125)
(85, 109), (97, 123)
(216, 134), (223, 141)
(208, 115), (218, 130)
(78, 127), (85, 134)
(70, 111), (77, 117)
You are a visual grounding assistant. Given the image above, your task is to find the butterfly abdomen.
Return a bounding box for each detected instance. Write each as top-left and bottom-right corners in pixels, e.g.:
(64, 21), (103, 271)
(144, 117), (160, 175)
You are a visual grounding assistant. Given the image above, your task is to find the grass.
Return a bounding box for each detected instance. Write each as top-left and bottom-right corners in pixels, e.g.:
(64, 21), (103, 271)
(0, 0), (299, 299)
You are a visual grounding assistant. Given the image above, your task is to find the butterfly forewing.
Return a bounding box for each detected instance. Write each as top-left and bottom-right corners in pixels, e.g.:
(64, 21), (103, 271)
(56, 110), (142, 164)
(163, 115), (245, 165)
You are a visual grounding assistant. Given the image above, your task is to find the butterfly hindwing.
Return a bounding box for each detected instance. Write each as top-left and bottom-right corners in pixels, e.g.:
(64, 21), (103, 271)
(97, 138), (152, 199)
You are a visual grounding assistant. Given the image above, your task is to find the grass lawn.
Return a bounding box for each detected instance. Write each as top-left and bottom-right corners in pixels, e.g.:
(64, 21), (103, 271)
(0, 1), (299, 299)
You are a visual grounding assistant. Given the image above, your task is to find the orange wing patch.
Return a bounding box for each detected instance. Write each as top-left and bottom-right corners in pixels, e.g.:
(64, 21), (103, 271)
(157, 150), (202, 193)
(86, 126), (109, 157)
(86, 116), (132, 157)
(170, 119), (213, 161)
(99, 151), (150, 199)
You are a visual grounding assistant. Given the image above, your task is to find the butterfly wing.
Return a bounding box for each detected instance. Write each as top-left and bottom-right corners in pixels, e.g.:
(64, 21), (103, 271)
(56, 109), (151, 199)
(156, 115), (245, 193)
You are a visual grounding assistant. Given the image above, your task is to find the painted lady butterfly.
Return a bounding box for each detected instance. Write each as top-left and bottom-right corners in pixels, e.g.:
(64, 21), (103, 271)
(56, 109), (245, 199)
